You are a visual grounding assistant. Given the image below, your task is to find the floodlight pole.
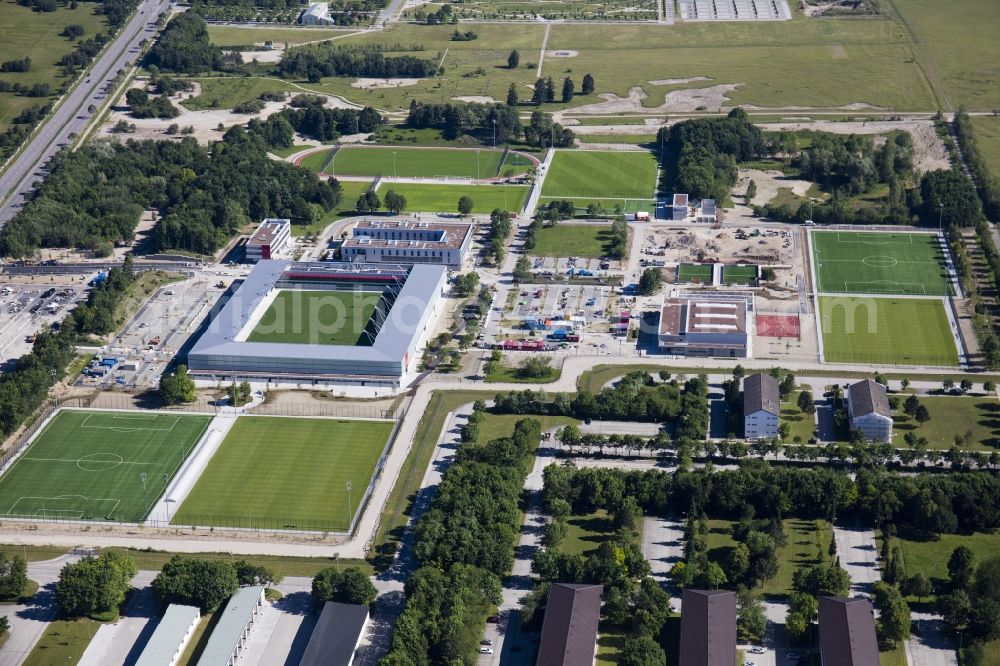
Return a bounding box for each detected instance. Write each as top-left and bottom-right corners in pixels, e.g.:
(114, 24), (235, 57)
(163, 473), (170, 522)
(492, 119), (496, 149)
(140, 472), (148, 513)
(393, 152), (397, 179)
(477, 150), (480, 180)
(938, 203), (944, 233)
(345, 480), (353, 532)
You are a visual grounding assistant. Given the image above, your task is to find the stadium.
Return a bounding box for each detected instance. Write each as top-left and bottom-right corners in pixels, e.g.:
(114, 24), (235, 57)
(187, 260), (447, 387)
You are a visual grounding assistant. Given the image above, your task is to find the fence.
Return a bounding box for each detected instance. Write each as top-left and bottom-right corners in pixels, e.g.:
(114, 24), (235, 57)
(0, 400), (60, 475)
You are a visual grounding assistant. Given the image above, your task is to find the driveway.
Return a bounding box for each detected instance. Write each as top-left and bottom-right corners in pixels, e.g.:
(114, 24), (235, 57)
(906, 612), (958, 666)
(245, 576), (315, 666)
(640, 515), (683, 606)
(832, 525), (880, 596)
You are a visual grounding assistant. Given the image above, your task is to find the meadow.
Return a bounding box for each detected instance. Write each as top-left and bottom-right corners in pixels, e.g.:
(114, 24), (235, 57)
(299, 145), (535, 178)
(373, 182), (528, 213)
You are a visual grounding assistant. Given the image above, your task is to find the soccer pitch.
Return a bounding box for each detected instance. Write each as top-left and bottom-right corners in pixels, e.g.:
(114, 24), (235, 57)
(723, 265), (757, 285)
(301, 146), (536, 179)
(374, 182), (528, 213)
(677, 264), (713, 283)
(819, 296), (959, 366)
(172, 416), (394, 532)
(0, 410), (211, 522)
(247, 290), (383, 346)
(812, 231), (953, 296)
(540, 150), (658, 200)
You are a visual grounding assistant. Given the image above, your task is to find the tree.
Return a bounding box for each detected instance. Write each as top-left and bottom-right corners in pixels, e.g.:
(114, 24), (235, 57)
(915, 404), (931, 427)
(513, 255), (531, 282)
(746, 180), (757, 201)
(785, 591), (817, 645)
(234, 561), (282, 587)
(792, 563), (850, 597)
(312, 566), (377, 607)
(151, 556), (239, 613)
(57, 551), (137, 618)
(0, 554), (27, 600)
(984, 380), (996, 394)
(452, 272), (480, 297)
(638, 268), (662, 296)
(613, 495), (641, 531)
(160, 365), (196, 405)
(558, 423), (582, 452)
(873, 581), (911, 645)
(944, 379), (955, 391)
(949, 545), (976, 589)
(383, 190), (407, 215)
(901, 378), (910, 390)
(0, 616), (8, 638)
(940, 589), (972, 630)
(620, 635), (666, 666)
(797, 390), (815, 414)
(544, 77), (556, 103)
(903, 393), (920, 415)
(457, 195), (474, 216)
(506, 83), (518, 107)
(737, 587), (766, 643)
(581, 73), (595, 95)
(961, 379), (974, 393)
(906, 573), (932, 601)
(561, 77), (574, 103)
(356, 191), (381, 213)
(779, 372), (796, 400)
(507, 49), (519, 69)
(125, 88), (149, 108)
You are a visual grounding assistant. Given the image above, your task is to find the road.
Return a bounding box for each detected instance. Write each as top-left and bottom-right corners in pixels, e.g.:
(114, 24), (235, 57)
(0, 0), (171, 226)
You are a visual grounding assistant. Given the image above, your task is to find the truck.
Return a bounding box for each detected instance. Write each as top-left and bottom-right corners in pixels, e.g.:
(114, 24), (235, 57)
(501, 339), (546, 351)
(89, 271), (108, 287)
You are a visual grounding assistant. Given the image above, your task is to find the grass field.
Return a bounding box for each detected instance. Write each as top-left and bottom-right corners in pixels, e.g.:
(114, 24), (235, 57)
(182, 77), (302, 111)
(892, 395), (1000, 451)
(0, 410), (211, 522)
(782, 391), (816, 444)
(529, 223), (617, 258)
(247, 289), (383, 346)
(677, 263), (713, 284)
(206, 25), (354, 47)
(300, 145), (535, 178)
(971, 117), (1000, 179)
(541, 150), (658, 200)
(812, 231), (952, 295)
(722, 264), (757, 285)
(0, 1), (109, 128)
(819, 296), (959, 366)
(372, 182), (528, 213)
(23, 618), (100, 666)
(172, 416), (394, 532)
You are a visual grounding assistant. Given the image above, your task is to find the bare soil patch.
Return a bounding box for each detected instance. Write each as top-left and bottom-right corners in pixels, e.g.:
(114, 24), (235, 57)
(352, 78), (422, 90)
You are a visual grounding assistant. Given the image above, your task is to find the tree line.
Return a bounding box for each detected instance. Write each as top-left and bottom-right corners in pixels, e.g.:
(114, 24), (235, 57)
(145, 13), (223, 73)
(381, 416), (540, 664)
(953, 108), (1000, 221)
(279, 42), (439, 81)
(405, 99), (521, 143)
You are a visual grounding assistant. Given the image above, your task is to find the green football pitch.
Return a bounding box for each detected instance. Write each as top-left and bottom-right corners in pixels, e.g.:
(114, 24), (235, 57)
(812, 230), (953, 295)
(247, 289), (383, 346)
(819, 296), (959, 366)
(299, 146), (536, 178)
(0, 410), (211, 522)
(722, 264), (757, 285)
(374, 182), (528, 213)
(678, 264), (713, 283)
(540, 150), (659, 200)
(172, 416), (394, 532)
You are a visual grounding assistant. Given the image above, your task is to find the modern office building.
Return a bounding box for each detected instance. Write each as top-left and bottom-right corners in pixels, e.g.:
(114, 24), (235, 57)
(196, 586), (265, 666)
(245, 218), (291, 263)
(657, 294), (751, 358)
(135, 604), (201, 666)
(340, 220), (474, 269)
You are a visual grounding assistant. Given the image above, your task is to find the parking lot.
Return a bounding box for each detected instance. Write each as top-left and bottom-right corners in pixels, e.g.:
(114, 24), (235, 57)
(528, 255), (620, 279)
(0, 281), (87, 362)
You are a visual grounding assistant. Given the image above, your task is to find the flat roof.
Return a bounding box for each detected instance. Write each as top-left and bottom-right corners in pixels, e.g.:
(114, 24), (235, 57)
(300, 602), (369, 666)
(248, 219), (289, 247)
(196, 586), (264, 666)
(188, 260), (446, 368)
(345, 220), (472, 251)
(135, 604), (200, 666)
(659, 296), (748, 336)
(673, 193), (689, 206)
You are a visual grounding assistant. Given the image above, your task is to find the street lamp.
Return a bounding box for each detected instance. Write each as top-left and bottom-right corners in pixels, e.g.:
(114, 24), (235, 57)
(162, 473), (170, 522)
(492, 119), (497, 149)
(476, 150), (480, 180)
(938, 203), (944, 233)
(392, 152), (397, 179)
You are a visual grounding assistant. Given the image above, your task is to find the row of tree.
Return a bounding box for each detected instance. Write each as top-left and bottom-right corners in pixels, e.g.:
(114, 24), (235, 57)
(279, 43), (439, 81)
(405, 99), (521, 143)
(953, 109), (1000, 221)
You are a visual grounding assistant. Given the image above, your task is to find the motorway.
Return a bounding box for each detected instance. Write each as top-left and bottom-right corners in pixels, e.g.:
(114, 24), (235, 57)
(0, 0), (171, 227)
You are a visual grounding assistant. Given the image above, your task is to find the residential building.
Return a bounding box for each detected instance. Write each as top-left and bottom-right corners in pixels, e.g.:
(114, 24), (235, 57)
(536, 583), (603, 666)
(672, 193), (689, 220)
(196, 586), (265, 666)
(245, 218), (291, 263)
(743, 372), (780, 439)
(300, 2), (334, 24)
(340, 219), (473, 269)
(679, 589), (737, 666)
(300, 602), (369, 666)
(135, 605), (201, 666)
(697, 199), (717, 223)
(818, 597), (879, 666)
(657, 294), (751, 358)
(847, 379), (893, 441)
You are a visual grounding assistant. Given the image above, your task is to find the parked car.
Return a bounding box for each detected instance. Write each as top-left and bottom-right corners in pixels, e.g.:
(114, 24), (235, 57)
(479, 647), (494, 654)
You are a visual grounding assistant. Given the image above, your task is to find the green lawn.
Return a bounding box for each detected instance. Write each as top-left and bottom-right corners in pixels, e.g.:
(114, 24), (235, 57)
(561, 509), (641, 557)
(819, 296), (959, 367)
(302, 145), (535, 178)
(172, 416), (394, 532)
(473, 414), (578, 443)
(782, 391), (816, 444)
(23, 618), (100, 666)
(247, 289), (383, 346)
(892, 395), (1000, 450)
(970, 117), (1000, 180)
(0, 410), (211, 523)
(578, 134), (658, 145)
(529, 223), (619, 258)
(812, 230), (953, 296)
(269, 143), (313, 158)
(889, 531), (1000, 593)
(206, 25), (353, 47)
(485, 363), (562, 384)
(373, 182), (528, 214)
(541, 150), (659, 200)
(0, 1), (109, 129)
(722, 264), (757, 285)
(182, 77), (302, 111)
(677, 264), (713, 284)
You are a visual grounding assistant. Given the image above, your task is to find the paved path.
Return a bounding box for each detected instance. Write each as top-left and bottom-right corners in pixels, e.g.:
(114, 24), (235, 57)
(832, 524), (880, 596)
(77, 571), (158, 666)
(640, 515), (683, 606)
(536, 24), (550, 78)
(906, 611), (958, 666)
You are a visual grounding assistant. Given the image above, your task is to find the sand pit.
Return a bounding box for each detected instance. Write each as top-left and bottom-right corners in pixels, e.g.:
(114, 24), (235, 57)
(567, 84), (741, 115)
(737, 168), (816, 207)
(239, 49), (284, 64)
(352, 78), (422, 90)
(452, 95), (497, 104)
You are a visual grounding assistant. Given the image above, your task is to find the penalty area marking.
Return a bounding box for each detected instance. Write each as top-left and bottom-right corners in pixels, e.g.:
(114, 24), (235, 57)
(79, 412), (180, 433)
(7, 495), (121, 519)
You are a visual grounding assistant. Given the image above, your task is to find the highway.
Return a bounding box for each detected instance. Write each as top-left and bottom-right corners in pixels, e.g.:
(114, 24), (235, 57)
(0, 0), (171, 228)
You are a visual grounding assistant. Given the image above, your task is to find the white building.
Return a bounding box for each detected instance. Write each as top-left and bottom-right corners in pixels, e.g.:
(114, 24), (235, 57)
(847, 379), (893, 442)
(300, 2), (335, 24)
(743, 373), (780, 439)
(340, 220), (473, 269)
(697, 199), (717, 224)
(671, 193), (689, 220)
(245, 218), (291, 263)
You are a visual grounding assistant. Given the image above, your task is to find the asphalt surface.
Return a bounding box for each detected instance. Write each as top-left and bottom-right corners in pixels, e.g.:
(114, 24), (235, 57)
(0, 0), (171, 227)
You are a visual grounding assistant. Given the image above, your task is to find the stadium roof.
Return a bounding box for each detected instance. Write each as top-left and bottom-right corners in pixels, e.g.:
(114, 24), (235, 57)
(188, 260), (446, 367)
(135, 604), (200, 666)
(743, 373), (779, 417)
(536, 583), (602, 666)
(299, 602), (369, 666)
(196, 586), (264, 666)
(818, 597), (879, 666)
(848, 379), (890, 418)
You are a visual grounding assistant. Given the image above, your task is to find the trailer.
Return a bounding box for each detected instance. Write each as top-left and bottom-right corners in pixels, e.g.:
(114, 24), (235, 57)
(501, 339), (547, 351)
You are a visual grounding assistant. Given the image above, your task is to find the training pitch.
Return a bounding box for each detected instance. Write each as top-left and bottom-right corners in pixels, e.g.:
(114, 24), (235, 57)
(300, 146), (536, 179)
(374, 182), (528, 214)
(247, 290), (383, 346)
(723, 264), (757, 285)
(0, 410), (211, 522)
(677, 264), (713, 284)
(540, 150), (658, 201)
(812, 231), (953, 296)
(819, 296), (959, 366)
(172, 416), (394, 532)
